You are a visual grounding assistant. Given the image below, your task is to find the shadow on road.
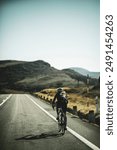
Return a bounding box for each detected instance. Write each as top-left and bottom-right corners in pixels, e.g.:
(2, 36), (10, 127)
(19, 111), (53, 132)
(15, 131), (63, 141)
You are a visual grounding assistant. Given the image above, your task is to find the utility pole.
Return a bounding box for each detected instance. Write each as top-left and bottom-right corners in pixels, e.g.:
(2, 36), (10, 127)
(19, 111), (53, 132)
(95, 96), (99, 114)
(87, 74), (90, 93)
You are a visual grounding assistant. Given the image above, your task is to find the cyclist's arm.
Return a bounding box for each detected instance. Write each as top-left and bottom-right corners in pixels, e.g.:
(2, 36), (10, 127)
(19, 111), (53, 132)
(52, 93), (57, 104)
(52, 94), (57, 109)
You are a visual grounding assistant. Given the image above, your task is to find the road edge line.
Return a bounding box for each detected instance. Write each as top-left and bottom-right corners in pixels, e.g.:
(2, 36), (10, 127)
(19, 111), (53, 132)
(26, 95), (99, 150)
(0, 94), (12, 107)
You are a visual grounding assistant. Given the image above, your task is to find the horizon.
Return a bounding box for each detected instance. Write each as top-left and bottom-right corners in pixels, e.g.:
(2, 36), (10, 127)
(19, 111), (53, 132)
(0, 0), (100, 72)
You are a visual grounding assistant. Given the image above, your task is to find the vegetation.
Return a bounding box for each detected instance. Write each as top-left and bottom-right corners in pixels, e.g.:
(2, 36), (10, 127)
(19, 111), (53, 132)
(0, 60), (100, 124)
(0, 60), (99, 94)
(35, 86), (100, 114)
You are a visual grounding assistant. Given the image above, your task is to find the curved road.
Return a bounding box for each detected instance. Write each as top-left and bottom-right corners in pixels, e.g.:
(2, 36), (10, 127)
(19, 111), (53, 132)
(0, 94), (100, 150)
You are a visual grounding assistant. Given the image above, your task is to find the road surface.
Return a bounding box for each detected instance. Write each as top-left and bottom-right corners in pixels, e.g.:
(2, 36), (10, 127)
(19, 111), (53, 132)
(0, 94), (100, 150)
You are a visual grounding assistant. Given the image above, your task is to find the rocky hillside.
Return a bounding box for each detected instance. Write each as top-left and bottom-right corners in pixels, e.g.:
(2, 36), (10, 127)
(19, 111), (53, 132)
(62, 69), (98, 85)
(0, 60), (77, 93)
(0, 60), (99, 93)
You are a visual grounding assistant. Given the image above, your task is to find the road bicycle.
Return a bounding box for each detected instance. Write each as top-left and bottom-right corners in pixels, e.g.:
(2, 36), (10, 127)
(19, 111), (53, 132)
(57, 107), (67, 135)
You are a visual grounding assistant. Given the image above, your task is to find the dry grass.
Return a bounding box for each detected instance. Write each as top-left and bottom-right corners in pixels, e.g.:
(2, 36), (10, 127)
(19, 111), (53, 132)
(35, 87), (100, 114)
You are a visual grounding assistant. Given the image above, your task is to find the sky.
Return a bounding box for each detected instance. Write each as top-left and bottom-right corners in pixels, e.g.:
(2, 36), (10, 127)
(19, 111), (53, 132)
(0, 0), (100, 71)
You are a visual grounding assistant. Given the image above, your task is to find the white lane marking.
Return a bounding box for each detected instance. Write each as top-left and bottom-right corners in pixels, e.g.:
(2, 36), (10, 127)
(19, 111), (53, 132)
(0, 94), (12, 106)
(26, 95), (56, 121)
(26, 95), (99, 150)
(67, 127), (99, 150)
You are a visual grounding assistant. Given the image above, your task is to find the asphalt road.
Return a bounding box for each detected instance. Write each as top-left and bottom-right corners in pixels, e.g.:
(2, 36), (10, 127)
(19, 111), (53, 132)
(0, 94), (100, 150)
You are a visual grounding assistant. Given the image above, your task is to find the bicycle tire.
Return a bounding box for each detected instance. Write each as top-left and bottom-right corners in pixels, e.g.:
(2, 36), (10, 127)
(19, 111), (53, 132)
(58, 108), (66, 135)
(61, 125), (65, 135)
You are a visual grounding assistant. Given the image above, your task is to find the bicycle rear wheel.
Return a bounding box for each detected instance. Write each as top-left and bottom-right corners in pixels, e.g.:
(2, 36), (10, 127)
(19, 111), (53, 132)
(57, 108), (66, 135)
(61, 125), (65, 135)
(58, 123), (62, 132)
(58, 116), (66, 134)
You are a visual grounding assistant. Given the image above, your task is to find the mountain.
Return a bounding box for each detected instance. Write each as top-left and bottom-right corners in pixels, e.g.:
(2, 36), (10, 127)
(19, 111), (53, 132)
(70, 67), (100, 79)
(0, 60), (77, 93)
(0, 60), (99, 93)
(62, 69), (98, 85)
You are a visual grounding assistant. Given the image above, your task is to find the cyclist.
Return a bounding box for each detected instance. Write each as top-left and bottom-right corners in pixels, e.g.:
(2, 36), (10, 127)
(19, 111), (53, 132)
(52, 88), (68, 129)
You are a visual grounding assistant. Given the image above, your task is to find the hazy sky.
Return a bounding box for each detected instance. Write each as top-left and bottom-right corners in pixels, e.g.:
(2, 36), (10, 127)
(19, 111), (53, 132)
(0, 0), (100, 71)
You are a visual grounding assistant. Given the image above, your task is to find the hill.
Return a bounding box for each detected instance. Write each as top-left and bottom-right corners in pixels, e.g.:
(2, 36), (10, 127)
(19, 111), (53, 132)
(0, 60), (99, 93)
(0, 60), (77, 93)
(62, 69), (98, 85)
(70, 67), (100, 79)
